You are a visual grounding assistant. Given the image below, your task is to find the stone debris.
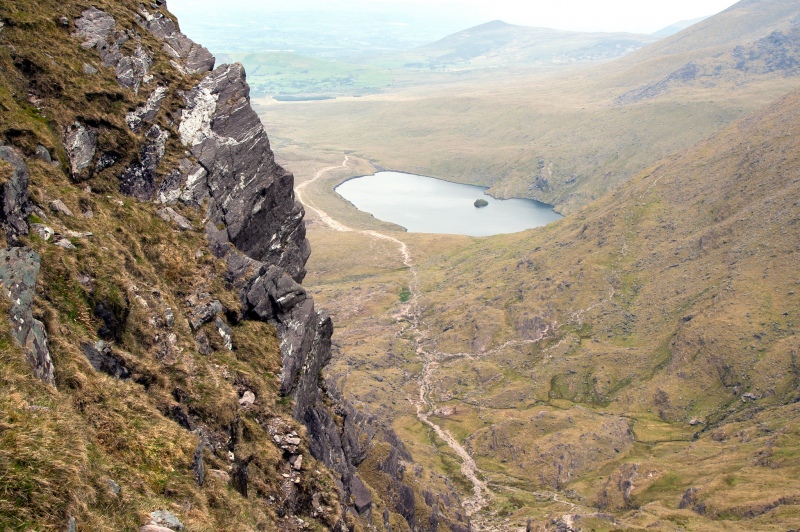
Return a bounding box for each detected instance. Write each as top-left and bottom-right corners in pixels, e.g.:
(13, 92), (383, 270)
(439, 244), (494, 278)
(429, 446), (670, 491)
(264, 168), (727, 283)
(188, 298), (224, 331)
(106, 479), (121, 495)
(49, 199), (74, 217)
(157, 206), (193, 231)
(35, 145), (53, 163)
(146, 510), (184, 531)
(216, 316), (233, 351)
(81, 341), (131, 380)
(83, 63), (98, 75)
(238, 390), (256, 407)
(54, 238), (76, 250)
(164, 307), (175, 328)
(31, 224), (54, 241)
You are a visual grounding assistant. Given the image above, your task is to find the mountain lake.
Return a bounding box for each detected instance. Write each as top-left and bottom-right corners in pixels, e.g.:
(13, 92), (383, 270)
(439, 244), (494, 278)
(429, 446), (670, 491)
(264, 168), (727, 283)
(335, 171), (562, 236)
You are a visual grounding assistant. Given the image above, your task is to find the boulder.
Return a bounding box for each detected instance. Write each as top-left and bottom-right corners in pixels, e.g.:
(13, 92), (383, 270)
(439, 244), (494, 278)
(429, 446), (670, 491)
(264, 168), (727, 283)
(0, 247), (53, 384)
(192, 441), (205, 486)
(147, 510), (184, 531)
(157, 207), (193, 231)
(350, 474), (372, 516)
(188, 299), (223, 330)
(49, 199), (74, 217)
(215, 316), (233, 351)
(0, 146), (31, 240)
(64, 122), (96, 180)
(81, 341), (131, 380)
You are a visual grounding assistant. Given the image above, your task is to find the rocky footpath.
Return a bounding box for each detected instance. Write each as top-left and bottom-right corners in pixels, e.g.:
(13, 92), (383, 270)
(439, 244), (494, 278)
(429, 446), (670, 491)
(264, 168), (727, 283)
(0, 1), (465, 530)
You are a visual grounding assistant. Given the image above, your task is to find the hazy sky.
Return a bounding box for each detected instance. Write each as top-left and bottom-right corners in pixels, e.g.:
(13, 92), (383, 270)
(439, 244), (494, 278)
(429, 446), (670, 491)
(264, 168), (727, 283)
(169, 0), (741, 34)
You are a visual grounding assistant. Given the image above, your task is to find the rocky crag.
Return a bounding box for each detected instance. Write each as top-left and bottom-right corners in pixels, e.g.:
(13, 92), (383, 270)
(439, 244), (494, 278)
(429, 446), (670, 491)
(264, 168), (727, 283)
(0, 1), (465, 530)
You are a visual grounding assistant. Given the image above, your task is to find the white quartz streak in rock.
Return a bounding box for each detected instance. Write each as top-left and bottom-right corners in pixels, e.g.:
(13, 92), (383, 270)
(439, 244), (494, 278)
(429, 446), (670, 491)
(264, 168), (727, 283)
(179, 86), (216, 146)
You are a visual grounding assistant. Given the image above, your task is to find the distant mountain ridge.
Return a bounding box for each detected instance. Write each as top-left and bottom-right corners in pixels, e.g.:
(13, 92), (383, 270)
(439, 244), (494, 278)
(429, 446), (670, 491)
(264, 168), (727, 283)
(652, 16), (709, 37)
(401, 19), (661, 70)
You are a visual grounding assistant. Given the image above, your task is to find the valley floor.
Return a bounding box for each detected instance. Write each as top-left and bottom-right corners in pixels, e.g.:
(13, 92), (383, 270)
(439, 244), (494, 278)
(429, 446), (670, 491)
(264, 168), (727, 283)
(278, 143), (800, 531)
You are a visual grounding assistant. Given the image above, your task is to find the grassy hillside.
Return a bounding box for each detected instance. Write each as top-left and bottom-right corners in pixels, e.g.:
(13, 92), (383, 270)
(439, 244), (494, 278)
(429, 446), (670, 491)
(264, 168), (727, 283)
(260, 0), (800, 215)
(285, 80), (800, 530)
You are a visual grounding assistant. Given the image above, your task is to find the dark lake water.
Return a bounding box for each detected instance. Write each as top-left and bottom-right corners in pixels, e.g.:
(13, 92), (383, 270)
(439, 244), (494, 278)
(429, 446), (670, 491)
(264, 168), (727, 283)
(335, 171), (562, 237)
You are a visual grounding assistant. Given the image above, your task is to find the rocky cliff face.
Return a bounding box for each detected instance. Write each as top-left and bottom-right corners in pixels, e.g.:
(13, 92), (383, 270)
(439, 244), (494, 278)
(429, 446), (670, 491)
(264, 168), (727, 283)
(0, 1), (464, 530)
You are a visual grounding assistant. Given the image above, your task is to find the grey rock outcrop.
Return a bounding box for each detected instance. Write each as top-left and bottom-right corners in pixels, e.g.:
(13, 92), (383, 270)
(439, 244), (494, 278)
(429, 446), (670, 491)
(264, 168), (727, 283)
(64, 122), (97, 180)
(119, 125), (168, 200)
(127, 86), (168, 131)
(0, 146), (31, 241)
(136, 8), (215, 75)
(174, 57), (463, 529)
(0, 247), (54, 385)
(179, 63), (310, 282)
(157, 207), (193, 231)
(73, 7), (152, 93)
(81, 341), (131, 380)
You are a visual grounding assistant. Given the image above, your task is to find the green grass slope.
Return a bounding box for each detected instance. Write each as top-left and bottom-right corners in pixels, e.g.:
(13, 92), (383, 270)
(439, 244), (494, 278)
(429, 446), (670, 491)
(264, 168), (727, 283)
(405, 81), (800, 528)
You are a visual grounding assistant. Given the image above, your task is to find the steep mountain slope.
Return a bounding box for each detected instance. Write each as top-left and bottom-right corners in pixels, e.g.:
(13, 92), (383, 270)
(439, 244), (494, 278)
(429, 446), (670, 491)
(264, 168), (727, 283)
(406, 76), (800, 528)
(401, 20), (660, 70)
(0, 2), (467, 531)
